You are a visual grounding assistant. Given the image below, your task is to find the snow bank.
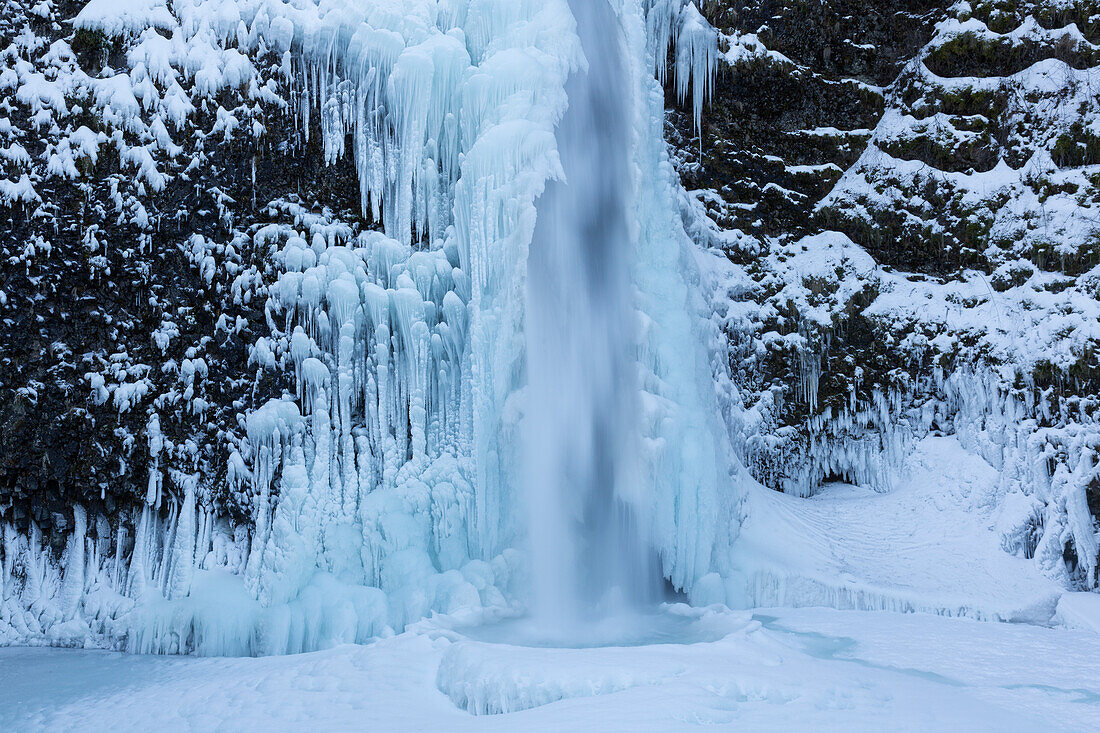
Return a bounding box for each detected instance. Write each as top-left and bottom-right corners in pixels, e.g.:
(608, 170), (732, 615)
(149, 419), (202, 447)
(726, 436), (1064, 623)
(1053, 592), (1100, 632)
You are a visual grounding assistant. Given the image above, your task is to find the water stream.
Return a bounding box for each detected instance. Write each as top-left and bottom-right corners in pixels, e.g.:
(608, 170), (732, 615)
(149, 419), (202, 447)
(525, 0), (659, 636)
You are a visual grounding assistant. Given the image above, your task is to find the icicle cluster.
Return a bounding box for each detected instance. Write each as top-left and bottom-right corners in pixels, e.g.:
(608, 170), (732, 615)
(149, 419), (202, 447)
(944, 369), (1100, 590)
(644, 0), (718, 135)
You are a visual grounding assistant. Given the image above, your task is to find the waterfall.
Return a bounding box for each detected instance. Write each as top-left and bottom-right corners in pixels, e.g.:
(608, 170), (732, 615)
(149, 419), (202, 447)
(526, 0), (659, 632)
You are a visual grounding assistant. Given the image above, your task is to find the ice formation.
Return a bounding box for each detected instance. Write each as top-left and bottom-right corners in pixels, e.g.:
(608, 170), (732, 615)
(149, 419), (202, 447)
(1, 0), (733, 653)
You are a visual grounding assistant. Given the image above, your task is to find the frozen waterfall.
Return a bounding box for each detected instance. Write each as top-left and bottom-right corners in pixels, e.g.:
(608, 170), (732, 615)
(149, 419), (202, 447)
(2, 0), (736, 655)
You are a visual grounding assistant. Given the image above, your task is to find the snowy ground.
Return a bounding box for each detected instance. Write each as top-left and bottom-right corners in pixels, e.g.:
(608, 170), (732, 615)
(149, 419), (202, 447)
(3, 434), (1098, 731)
(731, 436), (1065, 622)
(2, 606), (1099, 731)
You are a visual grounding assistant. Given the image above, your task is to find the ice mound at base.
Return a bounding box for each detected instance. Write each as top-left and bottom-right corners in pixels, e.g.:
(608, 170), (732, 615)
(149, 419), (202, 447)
(126, 570), (392, 656)
(1053, 592), (1100, 633)
(435, 606), (754, 715)
(437, 642), (679, 715)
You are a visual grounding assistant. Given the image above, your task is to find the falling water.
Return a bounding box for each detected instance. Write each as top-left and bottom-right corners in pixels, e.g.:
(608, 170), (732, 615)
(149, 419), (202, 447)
(525, 0), (659, 634)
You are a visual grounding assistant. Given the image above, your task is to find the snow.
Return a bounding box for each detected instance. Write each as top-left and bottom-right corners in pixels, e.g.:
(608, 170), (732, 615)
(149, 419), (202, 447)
(721, 30), (795, 69)
(823, 10), (1100, 272)
(0, 173), (40, 205)
(74, 0), (176, 37)
(3, 606), (1099, 731)
(1054, 592), (1100, 633)
(727, 436), (1064, 622)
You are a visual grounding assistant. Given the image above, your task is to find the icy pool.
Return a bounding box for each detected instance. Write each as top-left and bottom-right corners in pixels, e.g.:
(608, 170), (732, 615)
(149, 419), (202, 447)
(453, 605), (736, 649)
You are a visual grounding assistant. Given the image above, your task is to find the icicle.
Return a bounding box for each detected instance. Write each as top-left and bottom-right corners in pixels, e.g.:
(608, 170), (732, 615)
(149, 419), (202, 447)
(168, 477), (196, 600)
(58, 506), (87, 621)
(645, 0), (717, 136)
(674, 1), (717, 137)
(145, 413), (163, 507)
(129, 505), (152, 602)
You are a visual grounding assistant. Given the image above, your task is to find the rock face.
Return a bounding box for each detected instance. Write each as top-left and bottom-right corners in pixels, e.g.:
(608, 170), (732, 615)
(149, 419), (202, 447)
(0, 0), (362, 541)
(671, 0), (1099, 588)
(671, 0), (942, 240)
(0, 0), (1097, 649)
